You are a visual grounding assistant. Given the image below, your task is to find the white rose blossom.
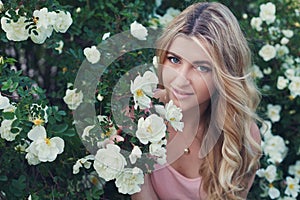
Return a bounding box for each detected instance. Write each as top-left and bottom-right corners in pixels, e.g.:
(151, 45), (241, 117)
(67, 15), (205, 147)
(130, 71), (158, 109)
(165, 100), (184, 132)
(259, 44), (276, 62)
(0, 93), (10, 109)
(93, 144), (127, 181)
(267, 104), (281, 123)
(284, 176), (300, 198)
(115, 167), (144, 195)
(262, 134), (288, 164)
(259, 2), (276, 24)
(1, 14), (29, 41)
(53, 10), (73, 33)
(269, 186), (281, 199)
(289, 161), (300, 179)
(136, 114), (166, 145)
(250, 17), (263, 31)
(129, 146), (142, 164)
(276, 44), (289, 58)
(281, 37), (290, 45)
(288, 77), (300, 98)
(25, 125), (65, 164)
(73, 155), (95, 174)
(149, 139), (167, 165)
(83, 46), (101, 64)
(277, 76), (289, 90)
(0, 119), (20, 141)
(63, 88), (83, 110)
(282, 29), (294, 38)
(252, 64), (264, 79)
(130, 21), (148, 40)
(257, 165), (277, 183)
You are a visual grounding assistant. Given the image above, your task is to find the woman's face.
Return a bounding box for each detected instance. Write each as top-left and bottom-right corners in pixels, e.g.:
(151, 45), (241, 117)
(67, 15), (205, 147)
(162, 35), (216, 113)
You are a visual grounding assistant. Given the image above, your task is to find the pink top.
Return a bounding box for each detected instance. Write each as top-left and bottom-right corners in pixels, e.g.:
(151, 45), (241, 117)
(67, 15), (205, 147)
(150, 164), (202, 200)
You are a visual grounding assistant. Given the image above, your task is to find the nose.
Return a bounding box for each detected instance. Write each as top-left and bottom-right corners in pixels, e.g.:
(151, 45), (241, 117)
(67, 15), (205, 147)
(172, 62), (191, 86)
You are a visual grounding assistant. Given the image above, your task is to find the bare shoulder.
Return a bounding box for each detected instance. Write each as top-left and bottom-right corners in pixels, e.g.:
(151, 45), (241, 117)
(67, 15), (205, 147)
(250, 122), (261, 145)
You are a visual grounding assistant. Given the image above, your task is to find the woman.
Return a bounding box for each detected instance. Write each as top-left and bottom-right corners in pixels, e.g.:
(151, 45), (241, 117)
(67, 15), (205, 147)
(132, 2), (262, 199)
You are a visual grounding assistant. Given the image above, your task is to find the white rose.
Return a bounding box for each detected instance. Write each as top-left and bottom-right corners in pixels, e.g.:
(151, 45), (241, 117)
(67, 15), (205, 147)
(285, 68), (295, 80)
(165, 100), (184, 132)
(130, 21), (148, 40)
(1, 15), (29, 41)
(129, 146), (142, 164)
(276, 44), (289, 58)
(53, 10), (72, 33)
(33, 8), (56, 29)
(266, 104), (281, 122)
(63, 88), (83, 110)
(93, 144), (127, 181)
(26, 125), (65, 163)
(256, 165), (277, 183)
(250, 17), (262, 31)
(252, 64), (264, 79)
(259, 2), (276, 24)
(136, 114), (166, 144)
(115, 167), (144, 195)
(0, 119), (20, 141)
(0, 93), (10, 109)
(149, 140), (167, 165)
(288, 161), (300, 179)
(280, 37), (289, 45)
(269, 187), (280, 199)
(73, 155), (95, 174)
(130, 71), (158, 109)
(277, 76), (289, 90)
(259, 44), (276, 61)
(288, 77), (300, 98)
(263, 134), (288, 163)
(83, 46), (101, 64)
(284, 176), (300, 198)
(282, 29), (294, 38)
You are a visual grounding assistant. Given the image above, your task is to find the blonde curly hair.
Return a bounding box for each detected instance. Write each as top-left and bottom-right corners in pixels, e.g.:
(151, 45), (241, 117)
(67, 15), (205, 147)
(156, 2), (262, 199)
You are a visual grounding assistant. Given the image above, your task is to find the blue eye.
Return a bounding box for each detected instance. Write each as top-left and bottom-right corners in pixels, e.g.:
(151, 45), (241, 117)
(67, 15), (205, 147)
(196, 65), (211, 72)
(167, 56), (180, 64)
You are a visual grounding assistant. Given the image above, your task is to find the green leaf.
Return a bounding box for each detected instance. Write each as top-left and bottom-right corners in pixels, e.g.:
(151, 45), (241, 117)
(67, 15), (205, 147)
(51, 123), (69, 134)
(2, 112), (15, 120)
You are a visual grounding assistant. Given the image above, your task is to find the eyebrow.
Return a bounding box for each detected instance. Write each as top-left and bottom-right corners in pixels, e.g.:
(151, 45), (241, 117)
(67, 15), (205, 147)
(166, 51), (212, 67)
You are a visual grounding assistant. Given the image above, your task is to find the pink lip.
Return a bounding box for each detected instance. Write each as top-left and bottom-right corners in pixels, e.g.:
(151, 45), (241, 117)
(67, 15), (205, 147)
(172, 87), (194, 99)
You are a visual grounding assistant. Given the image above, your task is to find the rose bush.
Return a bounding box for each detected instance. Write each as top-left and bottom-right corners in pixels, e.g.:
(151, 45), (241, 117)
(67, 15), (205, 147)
(0, 0), (299, 199)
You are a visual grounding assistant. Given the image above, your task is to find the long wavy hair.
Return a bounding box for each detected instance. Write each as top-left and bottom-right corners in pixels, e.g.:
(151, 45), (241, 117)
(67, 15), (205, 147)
(156, 2), (262, 199)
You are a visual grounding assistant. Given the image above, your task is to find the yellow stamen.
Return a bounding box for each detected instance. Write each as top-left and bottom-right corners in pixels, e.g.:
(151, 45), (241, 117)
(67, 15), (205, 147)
(33, 17), (39, 24)
(147, 125), (152, 133)
(62, 67), (68, 73)
(136, 89), (144, 97)
(45, 138), (51, 145)
(170, 117), (175, 121)
(33, 118), (44, 126)
(289, 184), (295, 190)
